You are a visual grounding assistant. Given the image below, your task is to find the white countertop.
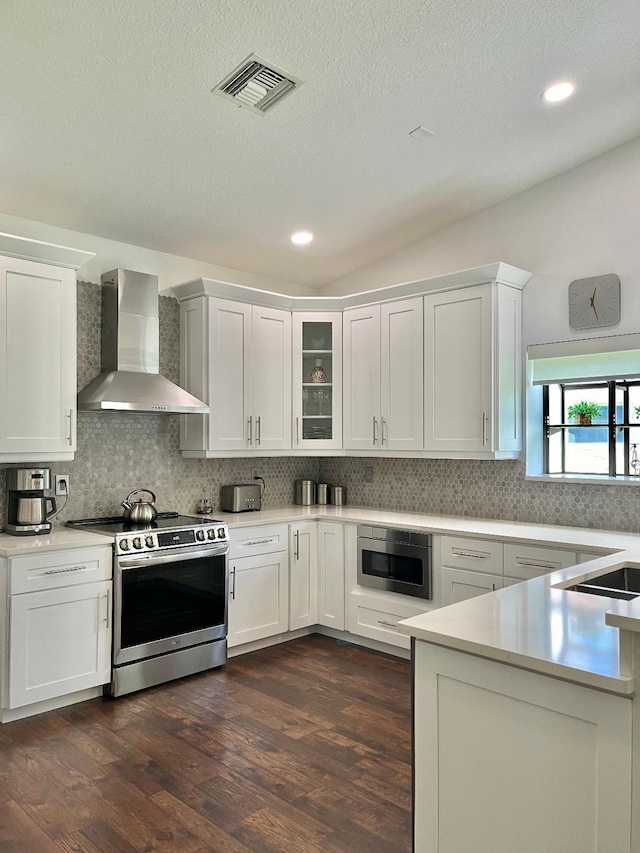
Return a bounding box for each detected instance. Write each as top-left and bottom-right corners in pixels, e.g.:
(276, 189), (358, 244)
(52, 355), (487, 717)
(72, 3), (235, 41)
(224, 504), (640, 552)
(0, 526), (109, 556)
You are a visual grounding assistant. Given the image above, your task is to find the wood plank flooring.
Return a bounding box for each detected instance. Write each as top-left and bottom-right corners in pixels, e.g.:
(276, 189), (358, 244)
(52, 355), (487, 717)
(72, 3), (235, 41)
(0, 636), (412, 853)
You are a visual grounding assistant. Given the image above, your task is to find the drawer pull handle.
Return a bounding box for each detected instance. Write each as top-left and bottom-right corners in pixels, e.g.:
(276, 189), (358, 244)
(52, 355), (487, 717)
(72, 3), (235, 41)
(515, 558), (557, 570)
(44, 565), (87, 575)
(452, 549), (487, 559)
(243, 539), (274, 547)
(377, 620), (397, 629)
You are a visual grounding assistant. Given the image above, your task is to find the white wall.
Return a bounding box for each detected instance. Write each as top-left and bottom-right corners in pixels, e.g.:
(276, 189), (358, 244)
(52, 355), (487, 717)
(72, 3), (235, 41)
(0, 211), (310, 297)
(323, 137), (640, 349)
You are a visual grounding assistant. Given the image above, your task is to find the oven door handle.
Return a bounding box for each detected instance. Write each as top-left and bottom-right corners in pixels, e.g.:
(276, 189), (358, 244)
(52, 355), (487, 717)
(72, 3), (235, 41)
(117, 544), (229, 569)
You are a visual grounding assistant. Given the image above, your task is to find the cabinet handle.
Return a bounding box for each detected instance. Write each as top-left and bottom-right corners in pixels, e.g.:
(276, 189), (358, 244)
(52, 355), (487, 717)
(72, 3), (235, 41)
(248, 416), (253, 446)
(491, 583), (497, 591)
(256, 416), (261, 445)
(482, 412), (488, 446)
(230, 567), (236, 600)
(515, 558), (557, 571)
(101, 590), (110, 628)
(381, 417), (387, 446)
(372, 416), (377, 446)
(244, 538), (274, 547)
(377, 619), (397, 629)
(44, 565), (87, 575)
(67, 409), (74, 446)
(296, 417), (300, 445)
(295, 530), (300, 560)
(451, 549), (487, 560)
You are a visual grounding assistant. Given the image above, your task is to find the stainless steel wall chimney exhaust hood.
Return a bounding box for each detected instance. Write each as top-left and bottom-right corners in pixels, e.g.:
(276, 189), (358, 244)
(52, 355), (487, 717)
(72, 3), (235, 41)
(77, 269), (209, 414)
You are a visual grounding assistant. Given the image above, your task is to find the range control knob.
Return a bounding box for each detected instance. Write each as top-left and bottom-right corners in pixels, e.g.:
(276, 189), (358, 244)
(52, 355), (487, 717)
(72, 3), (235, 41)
(145, 535), (154, 548)
(217, 528), (226, 539)
(207, 529), (216, 540)
(120, 538), (130, 551)
(196, 529), (206, 542)
(132, 537), (142, 550)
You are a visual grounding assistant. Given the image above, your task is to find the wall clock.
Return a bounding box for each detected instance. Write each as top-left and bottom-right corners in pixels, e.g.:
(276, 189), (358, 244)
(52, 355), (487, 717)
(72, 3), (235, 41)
(568, 274), (620, 330)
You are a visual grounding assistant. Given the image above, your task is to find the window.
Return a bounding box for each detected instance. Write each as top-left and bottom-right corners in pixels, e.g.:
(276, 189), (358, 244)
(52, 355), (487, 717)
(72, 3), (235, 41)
(542, 380), (640, 477)
(526, 332), (640, 482)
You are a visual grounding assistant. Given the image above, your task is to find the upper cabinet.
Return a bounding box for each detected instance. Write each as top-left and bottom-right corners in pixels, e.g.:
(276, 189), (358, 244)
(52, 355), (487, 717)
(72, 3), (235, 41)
(0, 255), (78, 461)
(180, 296), (291, 455)
(423, 283), (522, 457)
(343, 297), (423, 451)
(292, 313), (342, 450)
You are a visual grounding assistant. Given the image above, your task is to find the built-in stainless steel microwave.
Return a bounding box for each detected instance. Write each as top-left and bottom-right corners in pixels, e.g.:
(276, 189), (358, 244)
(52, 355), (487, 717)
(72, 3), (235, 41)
(357, 526), (432, 600)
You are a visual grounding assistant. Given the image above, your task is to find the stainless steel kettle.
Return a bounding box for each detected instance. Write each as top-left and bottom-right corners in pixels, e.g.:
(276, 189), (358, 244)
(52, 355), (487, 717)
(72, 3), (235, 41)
(121, 488), (158, 523)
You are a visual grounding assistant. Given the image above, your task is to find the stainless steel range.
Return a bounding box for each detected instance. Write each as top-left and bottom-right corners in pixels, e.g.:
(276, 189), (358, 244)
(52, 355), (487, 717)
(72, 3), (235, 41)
(68, 513), (229, 696)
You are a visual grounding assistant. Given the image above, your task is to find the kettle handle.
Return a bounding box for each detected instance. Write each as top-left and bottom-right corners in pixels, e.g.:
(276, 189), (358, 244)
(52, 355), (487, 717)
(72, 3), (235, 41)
(125, 488), (157, 505)
(45, 496), (57, 520)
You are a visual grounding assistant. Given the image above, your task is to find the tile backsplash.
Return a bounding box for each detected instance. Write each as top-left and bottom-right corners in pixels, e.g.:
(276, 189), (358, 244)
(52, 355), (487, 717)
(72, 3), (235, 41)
(319, 456), (640, 533)
(1, 280), (638, 532)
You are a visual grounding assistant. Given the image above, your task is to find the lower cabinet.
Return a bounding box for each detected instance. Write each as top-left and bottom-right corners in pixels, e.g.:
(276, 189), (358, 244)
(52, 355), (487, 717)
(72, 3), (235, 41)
(317, 522), (345, 630)
(347, 589), (429, 650)
(227, 551), (289, 648)
(9, 579), (112, 708)
(441, 566), (504, 604)
(289, 522), (318, 630)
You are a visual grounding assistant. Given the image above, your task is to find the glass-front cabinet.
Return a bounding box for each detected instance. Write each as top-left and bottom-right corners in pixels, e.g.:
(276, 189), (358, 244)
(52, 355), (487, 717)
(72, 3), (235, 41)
(292, 312), (343, 450)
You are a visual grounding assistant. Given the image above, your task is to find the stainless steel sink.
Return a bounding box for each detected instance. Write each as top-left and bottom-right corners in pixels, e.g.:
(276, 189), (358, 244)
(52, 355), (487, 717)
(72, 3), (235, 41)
(570, 567), (640, 601)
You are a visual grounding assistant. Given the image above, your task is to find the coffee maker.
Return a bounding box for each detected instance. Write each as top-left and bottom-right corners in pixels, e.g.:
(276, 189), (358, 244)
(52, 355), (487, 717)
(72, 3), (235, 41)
(4, 468), (57, 536)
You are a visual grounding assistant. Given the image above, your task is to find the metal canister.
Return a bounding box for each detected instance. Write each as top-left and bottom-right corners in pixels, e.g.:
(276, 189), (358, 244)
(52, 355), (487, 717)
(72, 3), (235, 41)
(316, 483), (329, 505)
(295, 479), (316, 505)
(330, 485), (346, 506)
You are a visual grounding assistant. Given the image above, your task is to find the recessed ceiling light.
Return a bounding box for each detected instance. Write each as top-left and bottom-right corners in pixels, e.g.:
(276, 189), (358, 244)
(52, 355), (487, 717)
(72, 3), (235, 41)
(542, 80), (576, 103)
(290, 231), (313, 245)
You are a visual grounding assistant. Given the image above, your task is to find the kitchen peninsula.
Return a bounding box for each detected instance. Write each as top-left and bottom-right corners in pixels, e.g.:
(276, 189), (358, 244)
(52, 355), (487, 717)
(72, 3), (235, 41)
(399, 549), (640, 853)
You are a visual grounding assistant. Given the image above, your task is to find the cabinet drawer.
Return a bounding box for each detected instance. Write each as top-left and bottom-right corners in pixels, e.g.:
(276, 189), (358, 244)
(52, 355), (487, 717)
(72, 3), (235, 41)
(441, 536), (503, 575)
(228, 525), (288, 559)
(348, 590), (427, 650)
(503, 544), (577, 580)
(9, 547), (112, 594)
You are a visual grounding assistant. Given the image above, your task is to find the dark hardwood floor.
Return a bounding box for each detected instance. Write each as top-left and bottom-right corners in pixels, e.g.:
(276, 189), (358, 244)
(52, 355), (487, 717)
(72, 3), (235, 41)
(0, 636), (412, 853)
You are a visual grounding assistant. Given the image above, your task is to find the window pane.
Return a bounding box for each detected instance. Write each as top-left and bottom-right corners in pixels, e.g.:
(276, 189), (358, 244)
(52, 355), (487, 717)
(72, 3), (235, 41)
(548, 384), (562, 424)
(564, 385), (608, 424)
(548, 429), (563, 473)
(629, 385), (640, 424)
(629, 428), (640, 477)
(564, 428), (609, 474)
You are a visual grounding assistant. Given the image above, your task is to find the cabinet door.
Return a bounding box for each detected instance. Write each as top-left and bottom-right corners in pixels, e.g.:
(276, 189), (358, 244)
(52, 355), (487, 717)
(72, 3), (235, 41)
(380, 298), (424, 451)
(292, 312), (343, 450)
(424, 285), (493, 453)
(9, 580), (111, 708)
(317, 522), (345, 630)
(290, 523), (318, 630)
(441, 566), (503, 605)
(251, 306), (291, 450)
(227, 552), (288, 647)
(0, 256), (76, 459)
(208, 298), (253, 451)
(343, 305), (381, 450)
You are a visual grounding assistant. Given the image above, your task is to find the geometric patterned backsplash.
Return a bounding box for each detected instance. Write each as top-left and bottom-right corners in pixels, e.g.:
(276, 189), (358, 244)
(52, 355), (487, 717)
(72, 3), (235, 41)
(0, 279), (639, 532)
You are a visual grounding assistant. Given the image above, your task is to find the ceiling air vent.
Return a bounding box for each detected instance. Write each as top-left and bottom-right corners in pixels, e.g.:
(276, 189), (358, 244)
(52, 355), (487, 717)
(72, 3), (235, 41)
(213, 53), (302, 115)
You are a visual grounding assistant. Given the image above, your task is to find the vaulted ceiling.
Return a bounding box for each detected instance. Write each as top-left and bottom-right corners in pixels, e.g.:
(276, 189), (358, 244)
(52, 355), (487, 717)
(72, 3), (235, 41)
(2, 0), (640, 286)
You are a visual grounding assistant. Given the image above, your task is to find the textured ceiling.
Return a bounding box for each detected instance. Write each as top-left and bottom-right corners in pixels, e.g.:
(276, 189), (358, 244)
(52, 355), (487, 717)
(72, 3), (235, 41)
(2, 0), (640, 287)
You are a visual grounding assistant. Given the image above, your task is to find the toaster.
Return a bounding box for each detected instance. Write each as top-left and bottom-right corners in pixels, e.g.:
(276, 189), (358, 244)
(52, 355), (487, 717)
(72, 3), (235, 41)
(220, 483), (262, 512)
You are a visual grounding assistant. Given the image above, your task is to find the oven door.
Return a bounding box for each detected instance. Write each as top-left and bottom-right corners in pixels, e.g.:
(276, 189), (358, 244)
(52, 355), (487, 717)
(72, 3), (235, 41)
(113, 543), (228, 666)
(357, 538), (432, 600)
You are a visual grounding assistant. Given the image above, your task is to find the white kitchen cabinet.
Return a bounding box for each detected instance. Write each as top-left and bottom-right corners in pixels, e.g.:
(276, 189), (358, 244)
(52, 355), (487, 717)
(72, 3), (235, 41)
(423, 283), (522, 457)
(227, 551), (289, 647)
(289, 522), (318, 630)
(344, 297), (423, 451)
(441, 566), (503, 605)
(503, 543), (577, 580)
(9, 580), (112, 708)
(0, 255), (77, 461)
(292, 312), (342, 450)
(347, 588), (429, 650)
(3, 545), (113, 713)
(413, 641), (632, 853)
(180, 296), (291, 455)
(317, 522), (345, 630)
